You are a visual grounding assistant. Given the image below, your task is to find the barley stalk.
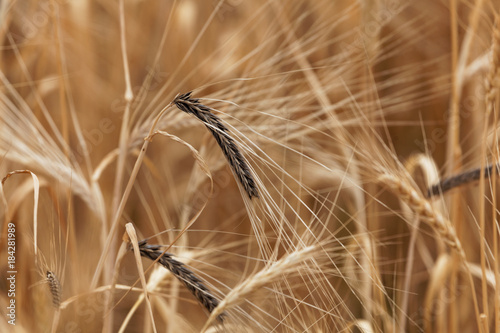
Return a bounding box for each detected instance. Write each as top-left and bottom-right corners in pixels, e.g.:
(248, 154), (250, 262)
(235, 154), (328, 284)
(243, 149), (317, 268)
(485, 15), (500, 331)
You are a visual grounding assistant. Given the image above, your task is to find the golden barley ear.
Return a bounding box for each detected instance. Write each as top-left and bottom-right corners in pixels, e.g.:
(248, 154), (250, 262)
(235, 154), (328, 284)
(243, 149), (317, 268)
(133, 240), (225, 322)
(173, 91), (259, 199)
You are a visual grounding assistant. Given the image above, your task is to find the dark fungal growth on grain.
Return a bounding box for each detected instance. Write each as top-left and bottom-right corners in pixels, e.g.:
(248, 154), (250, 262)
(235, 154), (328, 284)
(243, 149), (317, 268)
(46, 271), (61, 308)
(173, 91), (259, 199)
(133, 240), (225, 322)
(427, 164), (500, 197)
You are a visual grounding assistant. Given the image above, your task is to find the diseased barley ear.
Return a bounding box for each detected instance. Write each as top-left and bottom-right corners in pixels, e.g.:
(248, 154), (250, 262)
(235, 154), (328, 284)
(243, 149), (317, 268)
(173, 91), (259, 199)
(427, 164), (499, 197)
(132, 240), (225, 322)
(46, 271), (61, 308)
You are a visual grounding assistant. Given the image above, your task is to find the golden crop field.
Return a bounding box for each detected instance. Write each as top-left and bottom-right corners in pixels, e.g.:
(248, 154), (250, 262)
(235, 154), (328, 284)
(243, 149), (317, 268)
(0, 1), (499, 332)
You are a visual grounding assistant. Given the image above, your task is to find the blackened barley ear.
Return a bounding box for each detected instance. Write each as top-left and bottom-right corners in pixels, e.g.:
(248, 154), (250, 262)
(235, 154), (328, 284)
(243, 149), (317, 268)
(427, 164), (499, 197)
(46, 271), (61, 308)
(134, 240), (225, 322)
(173, 91), (259, 199)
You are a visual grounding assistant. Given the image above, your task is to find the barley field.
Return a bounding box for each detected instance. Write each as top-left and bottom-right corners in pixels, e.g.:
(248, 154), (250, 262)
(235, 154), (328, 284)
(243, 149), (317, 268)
(0, 1), (499, 332)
